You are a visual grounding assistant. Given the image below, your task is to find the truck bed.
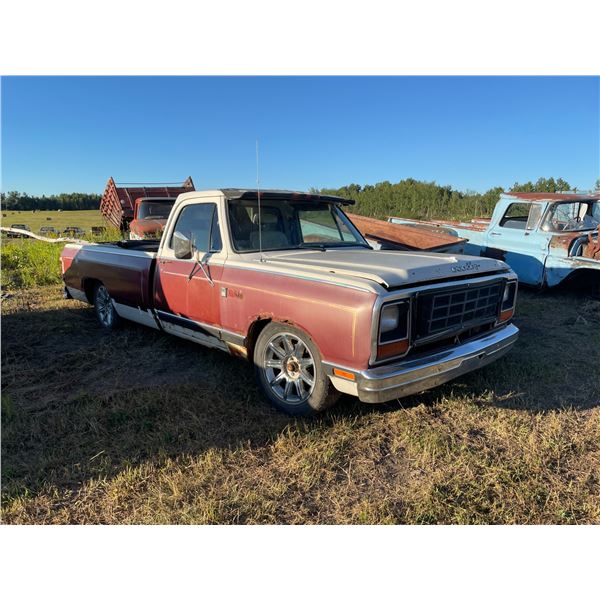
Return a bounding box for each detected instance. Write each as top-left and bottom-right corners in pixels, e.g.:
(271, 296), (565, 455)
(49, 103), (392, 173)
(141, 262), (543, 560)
(61, 240), (158, 309)
(100, 177), (194, 231)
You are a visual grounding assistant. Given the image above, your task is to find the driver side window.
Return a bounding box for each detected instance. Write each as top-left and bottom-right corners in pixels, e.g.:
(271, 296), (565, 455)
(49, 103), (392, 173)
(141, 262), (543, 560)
(170, 203), (222, 253)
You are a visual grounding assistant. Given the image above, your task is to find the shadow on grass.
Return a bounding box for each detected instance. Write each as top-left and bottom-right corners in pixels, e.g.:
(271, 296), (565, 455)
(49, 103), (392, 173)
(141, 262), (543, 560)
(1, 300), (294, 498)
(1, 286), (599, 502)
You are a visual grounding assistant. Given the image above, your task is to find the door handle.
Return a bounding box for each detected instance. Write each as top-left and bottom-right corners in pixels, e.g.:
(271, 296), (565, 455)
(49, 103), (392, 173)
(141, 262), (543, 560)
(489, 232), (502, 237)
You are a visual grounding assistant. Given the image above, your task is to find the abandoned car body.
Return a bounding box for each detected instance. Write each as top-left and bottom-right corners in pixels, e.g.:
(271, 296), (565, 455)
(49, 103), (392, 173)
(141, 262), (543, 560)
(346, 212), (467, 254)
(389, 192), (600, 292)
(61, 189), (519, 415)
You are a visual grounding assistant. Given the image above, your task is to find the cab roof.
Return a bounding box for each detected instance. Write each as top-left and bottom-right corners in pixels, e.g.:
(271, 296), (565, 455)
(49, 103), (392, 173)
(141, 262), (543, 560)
(503, 192), (598, 202)
(177, 188), (355, 206)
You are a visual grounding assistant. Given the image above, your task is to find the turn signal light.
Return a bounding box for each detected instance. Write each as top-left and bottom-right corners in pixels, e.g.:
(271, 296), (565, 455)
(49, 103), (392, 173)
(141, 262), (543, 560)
(499, 308), (514, 323)
(333, 368), (356, 381)
(377, 338), (409, 361)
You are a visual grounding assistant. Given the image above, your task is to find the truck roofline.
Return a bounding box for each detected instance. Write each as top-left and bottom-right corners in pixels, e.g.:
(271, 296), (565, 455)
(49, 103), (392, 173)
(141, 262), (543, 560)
(501, 192), (599, 202)
(175, 189), (355, 205)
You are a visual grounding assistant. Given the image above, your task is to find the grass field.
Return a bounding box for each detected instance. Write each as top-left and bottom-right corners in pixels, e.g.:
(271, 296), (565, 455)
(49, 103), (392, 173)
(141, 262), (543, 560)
(1, 281), (599, 524)
(1, 211), (119, 290)
(1, 210), (104, 232)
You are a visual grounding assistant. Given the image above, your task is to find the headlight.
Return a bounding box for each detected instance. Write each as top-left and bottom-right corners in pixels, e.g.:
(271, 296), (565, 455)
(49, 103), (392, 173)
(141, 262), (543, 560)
(379, 301), (409, 344)
(502, 281), (517, 311)
(377, 300), (410, 361)
(380, 304), (400, 333)
(499, 281), (517, 322)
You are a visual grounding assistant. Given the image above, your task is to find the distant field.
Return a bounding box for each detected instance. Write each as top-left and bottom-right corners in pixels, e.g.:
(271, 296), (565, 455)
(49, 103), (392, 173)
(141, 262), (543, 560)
(1, 210), (104, 232)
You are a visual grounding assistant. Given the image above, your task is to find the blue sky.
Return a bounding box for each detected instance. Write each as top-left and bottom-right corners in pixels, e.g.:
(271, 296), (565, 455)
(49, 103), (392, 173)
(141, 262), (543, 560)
(1, 76), (598, 195)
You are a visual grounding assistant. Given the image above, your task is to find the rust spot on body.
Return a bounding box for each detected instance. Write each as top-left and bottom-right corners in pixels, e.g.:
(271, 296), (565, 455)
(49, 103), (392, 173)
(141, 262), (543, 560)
(583, 226), (600, 260)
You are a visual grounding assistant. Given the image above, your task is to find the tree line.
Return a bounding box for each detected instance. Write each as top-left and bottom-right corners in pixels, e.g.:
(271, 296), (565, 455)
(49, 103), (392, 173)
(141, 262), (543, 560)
(316, 177), (598, 221)
(2, 176), (598, 218)
(1, 191), (101, 211)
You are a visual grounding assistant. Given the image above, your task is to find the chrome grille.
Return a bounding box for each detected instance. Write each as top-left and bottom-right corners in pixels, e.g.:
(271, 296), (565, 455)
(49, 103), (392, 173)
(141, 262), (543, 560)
(415, 281), (503, 341)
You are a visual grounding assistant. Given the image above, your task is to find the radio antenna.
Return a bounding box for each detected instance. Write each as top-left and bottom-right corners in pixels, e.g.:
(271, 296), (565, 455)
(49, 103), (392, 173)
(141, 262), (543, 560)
(256, 139), (264, 262)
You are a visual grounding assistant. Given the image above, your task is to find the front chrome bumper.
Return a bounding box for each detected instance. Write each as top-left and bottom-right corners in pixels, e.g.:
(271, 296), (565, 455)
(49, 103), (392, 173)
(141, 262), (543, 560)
(355, 323), (519, 404)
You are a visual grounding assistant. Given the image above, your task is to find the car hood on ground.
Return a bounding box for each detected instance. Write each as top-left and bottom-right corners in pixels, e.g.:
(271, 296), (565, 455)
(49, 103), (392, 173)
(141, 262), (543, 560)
(265, 248), (510, 289)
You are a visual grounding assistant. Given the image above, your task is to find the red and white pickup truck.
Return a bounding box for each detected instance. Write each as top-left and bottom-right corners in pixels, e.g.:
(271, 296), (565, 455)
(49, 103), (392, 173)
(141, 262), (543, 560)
(61, 189), (519, 415)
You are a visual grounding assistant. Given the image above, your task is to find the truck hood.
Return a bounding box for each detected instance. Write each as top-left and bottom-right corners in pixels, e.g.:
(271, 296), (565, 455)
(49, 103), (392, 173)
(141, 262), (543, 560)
(129, 218), (168, 235)
(266, 249), (509, 289)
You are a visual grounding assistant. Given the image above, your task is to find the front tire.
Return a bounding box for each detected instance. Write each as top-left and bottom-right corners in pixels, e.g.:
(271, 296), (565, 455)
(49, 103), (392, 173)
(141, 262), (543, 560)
(93, 283), (121, 330)
(253, 322), (340, 415)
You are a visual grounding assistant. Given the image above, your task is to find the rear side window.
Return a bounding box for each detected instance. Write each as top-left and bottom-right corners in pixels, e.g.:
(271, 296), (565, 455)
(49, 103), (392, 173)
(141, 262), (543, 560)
(170, 203), (222, 253)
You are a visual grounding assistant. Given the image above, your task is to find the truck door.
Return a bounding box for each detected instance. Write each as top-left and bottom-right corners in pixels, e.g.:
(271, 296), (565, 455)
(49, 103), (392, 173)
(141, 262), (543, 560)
(154, 200), (225, 348)
(484, 201), (548, 285)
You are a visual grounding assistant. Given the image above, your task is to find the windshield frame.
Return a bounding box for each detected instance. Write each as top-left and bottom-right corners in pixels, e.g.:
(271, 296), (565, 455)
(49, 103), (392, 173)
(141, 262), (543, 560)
(225, 198), (370, 254)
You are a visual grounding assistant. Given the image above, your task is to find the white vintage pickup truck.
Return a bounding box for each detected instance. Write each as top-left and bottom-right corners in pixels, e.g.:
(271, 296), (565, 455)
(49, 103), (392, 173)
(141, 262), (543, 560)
(61, 189), (520, 415)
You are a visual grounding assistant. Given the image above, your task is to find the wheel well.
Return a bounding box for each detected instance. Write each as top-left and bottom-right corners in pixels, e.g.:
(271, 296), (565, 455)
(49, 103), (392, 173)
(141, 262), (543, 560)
(559, 269), (600, 294)
(83, 278), (102, 304)
(245, 318), (317, 362)
(245, 318), (272, 362)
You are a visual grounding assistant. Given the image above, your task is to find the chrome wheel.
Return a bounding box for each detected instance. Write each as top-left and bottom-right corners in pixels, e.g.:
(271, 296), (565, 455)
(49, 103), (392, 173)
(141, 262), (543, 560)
(95, 285), (114, 327)
(262, 332), (316, 405)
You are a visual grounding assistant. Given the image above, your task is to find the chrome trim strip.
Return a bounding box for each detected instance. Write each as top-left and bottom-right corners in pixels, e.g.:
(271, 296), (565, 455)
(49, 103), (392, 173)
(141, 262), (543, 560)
(154, 309), (245, 346)
(358, 323), (519, 404)
(113, 302), (160, 330)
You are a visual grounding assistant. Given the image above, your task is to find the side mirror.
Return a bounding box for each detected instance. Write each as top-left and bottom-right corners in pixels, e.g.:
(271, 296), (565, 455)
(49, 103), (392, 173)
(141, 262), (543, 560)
(173, 231), (193, 260)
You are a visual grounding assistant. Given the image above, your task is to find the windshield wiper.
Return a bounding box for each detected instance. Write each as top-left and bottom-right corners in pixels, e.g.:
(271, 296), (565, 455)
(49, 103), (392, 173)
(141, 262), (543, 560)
(299, 242), (327, 251)
(299, 242), (370, 251)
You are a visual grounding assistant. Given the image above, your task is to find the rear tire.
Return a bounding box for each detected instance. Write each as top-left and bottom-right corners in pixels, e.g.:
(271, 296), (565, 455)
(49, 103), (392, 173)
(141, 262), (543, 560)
(253, 322), (340, 416)
(93, 283), (121, 330)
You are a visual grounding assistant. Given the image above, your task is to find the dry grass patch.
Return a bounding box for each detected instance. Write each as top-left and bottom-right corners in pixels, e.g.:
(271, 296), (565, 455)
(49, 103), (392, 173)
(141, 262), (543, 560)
(2, 285), (599, 524)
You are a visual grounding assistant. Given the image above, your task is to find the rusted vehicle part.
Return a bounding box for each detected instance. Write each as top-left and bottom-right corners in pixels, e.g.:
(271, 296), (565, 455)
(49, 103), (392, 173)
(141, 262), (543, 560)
(5, 224), (31, 238)
(583, 226), (600, 260)
(62, 189), (519, 415)
(128, 197), (176, 240)
(63, 227), (86, 238)
(39, 226), (60, 236)
(0, 227), (88, 245)
(389, 192), (600, 291)
(100, 177), (194, 232)
(346, 213), (466, 253)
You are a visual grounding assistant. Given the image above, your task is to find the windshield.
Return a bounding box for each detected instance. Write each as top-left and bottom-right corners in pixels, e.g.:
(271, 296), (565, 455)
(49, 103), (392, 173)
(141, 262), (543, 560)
(227, 199), (368, 252)
(541, 201), (600, 232)
(137, 200), (174, 220)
